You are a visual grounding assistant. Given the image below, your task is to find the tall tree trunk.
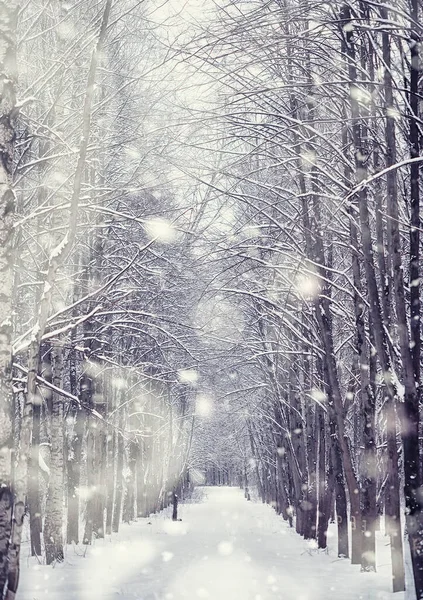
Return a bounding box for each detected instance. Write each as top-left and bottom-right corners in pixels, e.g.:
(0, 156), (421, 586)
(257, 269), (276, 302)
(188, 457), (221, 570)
(343, 66), (377, 567)
(317, 407), (330, 550)
(67, 405), (84, 545)
(105, 426), (115, 536)
(82, 371), (94, 545)
(0, 1), (17, 592)
(325, 365), (349, 559)
(289, 359), (307, 537)
(66, 258), (84, 545)
(123, 441), (137, 524)
(385, 398), (405, 592)
(112, 411), (124, 533)
(350, 186), (376, 572)
(332, 439), (349, 559)
(377, 9), (406, 591)
(28, 399), (41, 557)
(43, 344), (65, 565)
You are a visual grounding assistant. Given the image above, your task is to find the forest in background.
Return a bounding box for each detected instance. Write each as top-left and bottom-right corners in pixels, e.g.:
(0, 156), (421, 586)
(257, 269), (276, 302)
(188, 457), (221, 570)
(1, 0), (423, 598)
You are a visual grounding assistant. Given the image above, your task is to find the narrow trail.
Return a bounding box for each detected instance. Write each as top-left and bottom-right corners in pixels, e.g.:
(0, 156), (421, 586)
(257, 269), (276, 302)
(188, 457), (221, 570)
(19, 487), (399, 600)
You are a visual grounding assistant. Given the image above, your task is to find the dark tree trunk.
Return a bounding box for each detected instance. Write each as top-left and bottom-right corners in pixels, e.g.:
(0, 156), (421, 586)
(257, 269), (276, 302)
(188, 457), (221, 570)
(317, 408), (330, 550)
(28, 401), (42, 557)
(172, 489), (178, 521)
(379, 4), (420, 592)
(348, 152), (376, 572)
(385, 399), (405, 593)
(67, 406), (84, 545)
(330, 422), (349, 558)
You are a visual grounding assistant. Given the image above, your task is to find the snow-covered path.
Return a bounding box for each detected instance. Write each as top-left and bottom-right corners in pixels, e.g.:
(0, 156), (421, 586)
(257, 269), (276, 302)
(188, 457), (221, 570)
(19, 486), (402, 600)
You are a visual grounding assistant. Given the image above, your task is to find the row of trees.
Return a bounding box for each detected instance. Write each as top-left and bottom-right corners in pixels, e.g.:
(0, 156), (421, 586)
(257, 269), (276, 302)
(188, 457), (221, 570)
(0, 1), (210, 598)
(183, 0), (423, 596)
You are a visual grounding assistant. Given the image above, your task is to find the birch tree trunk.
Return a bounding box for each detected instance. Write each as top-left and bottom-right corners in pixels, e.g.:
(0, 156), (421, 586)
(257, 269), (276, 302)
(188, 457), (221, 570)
(346, 118), (376, 573)
(0, 2), (18, 596)
(28, 398), (41, 557)
(43, 344), (65, 564)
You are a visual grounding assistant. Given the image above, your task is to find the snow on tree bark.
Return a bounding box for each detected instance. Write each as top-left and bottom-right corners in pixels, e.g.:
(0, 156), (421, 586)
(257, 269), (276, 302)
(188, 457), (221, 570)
(0, 2), (18, 597)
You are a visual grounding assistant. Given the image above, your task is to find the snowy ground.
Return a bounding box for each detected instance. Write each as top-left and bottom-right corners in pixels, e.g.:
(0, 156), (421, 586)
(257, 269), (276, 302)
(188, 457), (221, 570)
(19, 486), (409, 600)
